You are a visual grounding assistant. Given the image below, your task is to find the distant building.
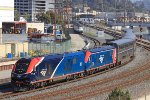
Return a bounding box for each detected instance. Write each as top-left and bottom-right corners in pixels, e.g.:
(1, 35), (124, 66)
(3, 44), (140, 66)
(0, 0), (14, 43)
(15, 0), (62, 22)
(78, 14), (95, 24)
(0, 1), (14, 28)
(134, 0), (143, 7)
(134, 12), (149, 17)
(96, 12), (116, 20)
(83, 6), (90, 13)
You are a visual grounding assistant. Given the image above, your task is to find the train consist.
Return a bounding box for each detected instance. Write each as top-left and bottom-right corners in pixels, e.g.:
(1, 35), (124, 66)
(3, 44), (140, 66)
(11, 28), (136, 91)
(73, 22), (84, 33)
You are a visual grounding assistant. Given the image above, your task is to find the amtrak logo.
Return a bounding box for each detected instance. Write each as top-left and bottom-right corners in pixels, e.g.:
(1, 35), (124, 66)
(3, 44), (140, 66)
(40, 69), (47, 76)
(99, 55), (104, 63)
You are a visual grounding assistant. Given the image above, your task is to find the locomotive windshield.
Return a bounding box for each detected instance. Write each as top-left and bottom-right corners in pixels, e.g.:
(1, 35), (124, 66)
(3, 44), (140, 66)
(14, 59), (31, 74)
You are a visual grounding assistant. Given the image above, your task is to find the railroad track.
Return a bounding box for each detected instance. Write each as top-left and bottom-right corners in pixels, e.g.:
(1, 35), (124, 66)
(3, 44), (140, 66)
(80, 33), (101, 48)
(0, 28), (101, 99)
(18, 59), (150, 100)
(84, 24), (122, 39)
(85, 23), (150, 51)
(136, 38), (150, 50)
(0, 26), (150, 99)
(0, 78), (11, 93)
(0, 57), (133, 100)
(21, 28), (150, 99)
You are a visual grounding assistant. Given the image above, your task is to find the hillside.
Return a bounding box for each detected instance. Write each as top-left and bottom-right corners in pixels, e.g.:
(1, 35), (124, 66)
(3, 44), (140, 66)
(72, 0), (145, 12)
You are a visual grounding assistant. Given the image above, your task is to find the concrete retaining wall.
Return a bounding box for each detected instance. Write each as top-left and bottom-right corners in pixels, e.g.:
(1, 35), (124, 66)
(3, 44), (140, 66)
(0, 42), (28, 58)
(0, 44), (6, 58)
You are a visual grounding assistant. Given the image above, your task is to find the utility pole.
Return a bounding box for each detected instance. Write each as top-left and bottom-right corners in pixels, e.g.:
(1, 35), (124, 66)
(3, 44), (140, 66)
(124, 0), (126, 27)
(54, 0), (56, 35)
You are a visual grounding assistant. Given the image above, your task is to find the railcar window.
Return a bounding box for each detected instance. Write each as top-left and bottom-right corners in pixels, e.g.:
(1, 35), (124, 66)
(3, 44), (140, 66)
(64, 59), (72, 71)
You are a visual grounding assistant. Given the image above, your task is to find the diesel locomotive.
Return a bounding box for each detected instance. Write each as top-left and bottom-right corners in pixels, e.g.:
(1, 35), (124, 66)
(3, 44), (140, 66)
(11, 28), (136, 91)
(73, 22), (84, 33)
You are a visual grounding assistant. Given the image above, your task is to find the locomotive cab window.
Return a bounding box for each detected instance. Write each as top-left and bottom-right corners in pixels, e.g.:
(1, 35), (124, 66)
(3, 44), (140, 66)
(14, 59), (31, 74)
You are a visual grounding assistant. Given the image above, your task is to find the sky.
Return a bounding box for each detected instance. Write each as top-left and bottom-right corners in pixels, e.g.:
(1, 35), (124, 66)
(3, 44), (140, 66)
(130, 0), (142, 3)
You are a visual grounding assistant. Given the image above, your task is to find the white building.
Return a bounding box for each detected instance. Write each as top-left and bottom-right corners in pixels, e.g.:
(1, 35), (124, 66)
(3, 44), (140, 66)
(0, 0), (14, 28)
(15, 0), (62, 22)
(0, 0), (14, 43)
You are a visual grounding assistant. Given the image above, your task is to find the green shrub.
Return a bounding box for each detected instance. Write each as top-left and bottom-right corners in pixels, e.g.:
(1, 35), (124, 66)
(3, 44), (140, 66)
(106, 88), (131, 100)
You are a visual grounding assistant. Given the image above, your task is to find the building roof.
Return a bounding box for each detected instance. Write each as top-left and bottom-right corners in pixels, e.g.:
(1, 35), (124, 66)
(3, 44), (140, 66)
(122, 28), (136, 40)
(64, 51), (84, 57)
(111, 38), (133, 45)
(79, 14), (95, 18)
(2, 21), (26, 24)
(89, 46), (114, 53)
(111, 28), (136, 45)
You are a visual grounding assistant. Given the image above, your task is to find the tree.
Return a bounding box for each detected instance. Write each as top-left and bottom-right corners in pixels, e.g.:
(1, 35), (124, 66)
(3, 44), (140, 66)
(36, 10), (62, 24)
(106, 88), (131, 100)
(36, 12), (45, 22)
(23, 12), (30, 21)
(72, 0), (145, 12)
(14, 10), (20, 21)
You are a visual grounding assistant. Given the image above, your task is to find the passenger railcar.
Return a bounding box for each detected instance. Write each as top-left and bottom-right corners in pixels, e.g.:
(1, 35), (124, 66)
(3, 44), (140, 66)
(110, 29), (136, 65)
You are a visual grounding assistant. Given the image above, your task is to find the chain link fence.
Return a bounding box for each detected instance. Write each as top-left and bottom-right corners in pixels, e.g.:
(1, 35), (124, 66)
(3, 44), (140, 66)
(28, 40), (71, 57)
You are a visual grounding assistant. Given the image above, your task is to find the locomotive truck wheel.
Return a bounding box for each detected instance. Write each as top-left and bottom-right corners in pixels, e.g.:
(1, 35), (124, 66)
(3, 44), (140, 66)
(73, 75), (77, 79)
(65, 76), (70, 81)
(31, 85), (35, 90)
(80, 73), (84, 78)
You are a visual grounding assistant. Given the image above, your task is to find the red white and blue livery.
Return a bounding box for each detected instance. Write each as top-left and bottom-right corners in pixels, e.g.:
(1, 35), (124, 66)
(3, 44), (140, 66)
(11, 28), (136, 91)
